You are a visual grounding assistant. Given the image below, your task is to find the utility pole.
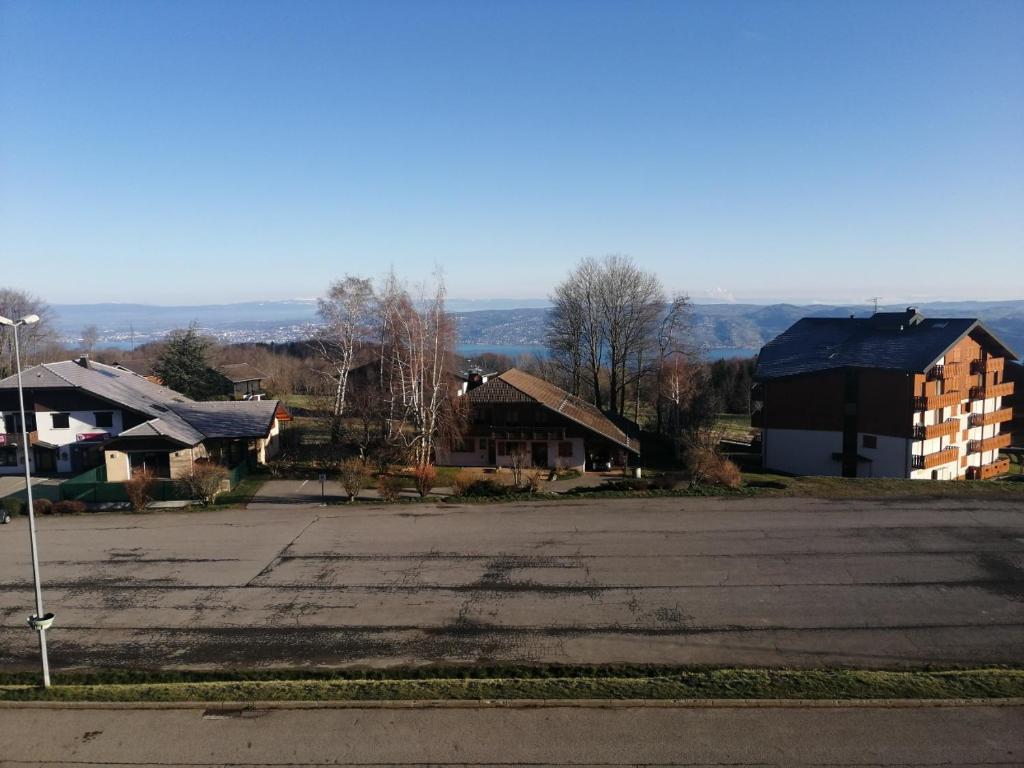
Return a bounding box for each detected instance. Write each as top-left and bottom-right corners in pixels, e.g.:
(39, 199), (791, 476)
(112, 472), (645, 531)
(867, 297), (882, 313)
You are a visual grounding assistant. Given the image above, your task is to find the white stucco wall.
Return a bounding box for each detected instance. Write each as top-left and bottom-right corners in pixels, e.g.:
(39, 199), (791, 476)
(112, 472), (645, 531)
(436, 437), (586, 472)
(763, 428), (843, 476)
(0, 408), (122, 474)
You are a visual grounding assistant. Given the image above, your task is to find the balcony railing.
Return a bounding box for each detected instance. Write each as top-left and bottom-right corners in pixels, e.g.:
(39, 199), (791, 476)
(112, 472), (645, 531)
(928, 361), (967, 380)
(913, 392), (960, 411)
(911, 446), (959, 470)
(913, 419), (960, 441)
(967, 433), (1012, 454)
(967, 458), (1011, 480)
(971, 358), (1005, 375)
(969, 381), (1014, 400)
(0, 431), (38, 447)
(969, 408), (1014, 428)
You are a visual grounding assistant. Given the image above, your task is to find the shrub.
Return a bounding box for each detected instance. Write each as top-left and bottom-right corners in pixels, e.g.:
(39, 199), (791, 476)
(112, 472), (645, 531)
(413, 464), (437, 497)
(376, 475), (404, 503)
(454, 481), (509, 499)
(179, 461), (230, 505)
(33, 498), (53, 515)
(451, 470), (476, 497)
(124, 468), (157, 511)
(53, 500), (86, 515)
(686, 447), (741, 488)
(525, 470), (545, 494)
(340, 457), (368, 502)
(1, 497), (23, 518)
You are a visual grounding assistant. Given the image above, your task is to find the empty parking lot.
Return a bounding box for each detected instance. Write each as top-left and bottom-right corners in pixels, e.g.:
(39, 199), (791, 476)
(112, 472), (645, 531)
(1, 495), (1022, 671)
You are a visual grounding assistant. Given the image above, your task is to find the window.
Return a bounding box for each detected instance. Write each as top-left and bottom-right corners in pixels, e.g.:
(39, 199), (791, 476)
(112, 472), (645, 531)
(862, 435), (877, 449)
(94, 412), (113, 428)
(478, 439), (487, 450)
(497, 441), (507, 456)
(0, 447), (18, 466)
(558, 441), (573, 458)
(450, 437), (470, 453)
(51, 413), (70, 429)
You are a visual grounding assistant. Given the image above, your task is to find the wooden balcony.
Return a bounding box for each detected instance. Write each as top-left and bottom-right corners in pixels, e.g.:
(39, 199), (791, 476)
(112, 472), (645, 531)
(969, 408), (1014, 428)
(967, 433), (1012, 454)
(913, 419), (960, 440)
(967, 458), (1011, 480)
(913, 392), (960, 411)
(0, 431), (38, 447)
(911, 446), (958, 470)
(971, 358), (1005, 375)
(928, 362), (967, 380)
(969, 381), (1014, 400)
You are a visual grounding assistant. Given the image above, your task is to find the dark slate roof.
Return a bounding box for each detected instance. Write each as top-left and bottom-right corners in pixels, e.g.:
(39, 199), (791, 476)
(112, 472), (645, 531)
(0, 359), (280, 445)
(215, 363), (267, 383)
(467, 368), (640, 453)
(168, 401), (279, 439)
(755, 311), (1018, 380)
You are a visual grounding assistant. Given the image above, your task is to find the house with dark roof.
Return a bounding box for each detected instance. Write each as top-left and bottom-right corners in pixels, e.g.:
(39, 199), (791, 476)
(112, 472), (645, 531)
(752, 308), (1017, 480)
(0, 357), (287, 480)
(212, 363), (267, 400)
(436, 368), (640, 472)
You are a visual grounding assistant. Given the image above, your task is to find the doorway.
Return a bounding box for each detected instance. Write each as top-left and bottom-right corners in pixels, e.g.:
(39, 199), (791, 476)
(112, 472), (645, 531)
(531, 441), (549, 468)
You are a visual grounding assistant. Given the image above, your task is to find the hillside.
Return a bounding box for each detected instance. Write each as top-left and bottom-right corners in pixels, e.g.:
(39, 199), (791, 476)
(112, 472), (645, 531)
(50, 299), (1024, 356)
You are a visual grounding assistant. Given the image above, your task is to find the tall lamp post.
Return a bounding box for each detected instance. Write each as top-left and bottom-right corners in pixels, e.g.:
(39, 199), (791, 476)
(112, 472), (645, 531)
(0, 313), (52, 687)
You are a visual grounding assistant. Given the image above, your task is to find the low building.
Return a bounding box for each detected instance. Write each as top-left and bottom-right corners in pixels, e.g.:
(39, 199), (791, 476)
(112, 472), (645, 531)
(436, 367), (640, 471)
(752, 308), (1017, 479)
(0, 357), (286, 480)
(212, 363), (267, 400)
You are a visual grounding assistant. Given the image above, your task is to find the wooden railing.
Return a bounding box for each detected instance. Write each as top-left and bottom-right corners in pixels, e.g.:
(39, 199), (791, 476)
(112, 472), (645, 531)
(912, 419), (960, 441)
(969, 408), (1014, 428)
(929, 362), (967, 380)
(0, 431), (38, 447)
(969, 382), (1014, 400)
(971, 358), (1005, 375)
(913, 392), (960, 410)
(911, 446), (959, 470)
(967, 433), (1012, 454)
(967, 458), (1011, 480)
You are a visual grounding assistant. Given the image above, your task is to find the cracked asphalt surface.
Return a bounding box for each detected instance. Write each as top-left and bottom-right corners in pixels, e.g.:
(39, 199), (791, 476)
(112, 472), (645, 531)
(0, 494), (1022, 670)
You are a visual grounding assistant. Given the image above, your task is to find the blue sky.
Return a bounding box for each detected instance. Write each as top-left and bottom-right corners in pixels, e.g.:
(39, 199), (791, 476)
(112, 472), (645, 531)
(1, 0), (1021, 305)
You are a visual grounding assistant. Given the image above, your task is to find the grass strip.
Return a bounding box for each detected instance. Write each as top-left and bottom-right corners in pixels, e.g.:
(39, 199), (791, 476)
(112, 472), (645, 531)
(1, 668), (1021, 703)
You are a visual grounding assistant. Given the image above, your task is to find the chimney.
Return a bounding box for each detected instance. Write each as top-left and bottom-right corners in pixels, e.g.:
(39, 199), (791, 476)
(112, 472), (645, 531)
(76, 355), (90, 369)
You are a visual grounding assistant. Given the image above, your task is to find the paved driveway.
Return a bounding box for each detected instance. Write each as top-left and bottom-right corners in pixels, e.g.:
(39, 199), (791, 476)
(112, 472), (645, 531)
(0, 496), (1022, 671)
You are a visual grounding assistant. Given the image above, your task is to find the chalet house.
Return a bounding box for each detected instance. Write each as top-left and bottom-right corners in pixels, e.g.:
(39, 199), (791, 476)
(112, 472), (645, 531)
(752, 308), (1017, 480)
(436, 367), (640, 472)
(213, 363), (267, 400)
(0, 357), (287, 480)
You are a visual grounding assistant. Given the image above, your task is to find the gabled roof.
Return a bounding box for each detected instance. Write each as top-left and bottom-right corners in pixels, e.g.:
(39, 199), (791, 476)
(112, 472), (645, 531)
(755, 310), (1019, 380)
(214, 363), (267, 383)
(467, 368), (640, 453)
(0, 359), (281, 446)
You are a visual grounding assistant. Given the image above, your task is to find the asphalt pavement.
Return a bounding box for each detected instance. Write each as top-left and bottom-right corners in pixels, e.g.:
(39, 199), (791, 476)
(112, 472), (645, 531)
(1, 495), (1021, 670)
(1, 701), (1021, 766)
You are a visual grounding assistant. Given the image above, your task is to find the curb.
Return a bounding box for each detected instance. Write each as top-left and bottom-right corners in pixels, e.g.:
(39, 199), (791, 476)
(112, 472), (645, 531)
(2, 698), (1023, 711)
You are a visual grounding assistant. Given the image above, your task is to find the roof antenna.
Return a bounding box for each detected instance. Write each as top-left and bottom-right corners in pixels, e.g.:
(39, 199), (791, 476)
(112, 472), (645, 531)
(867, 296), (881, 313)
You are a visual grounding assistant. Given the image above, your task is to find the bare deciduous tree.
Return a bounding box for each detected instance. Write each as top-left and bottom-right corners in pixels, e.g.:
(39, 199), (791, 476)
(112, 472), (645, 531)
(0, 289), (56, 378)
(313, 276), (376, 418)
(81, 325), (99, 354)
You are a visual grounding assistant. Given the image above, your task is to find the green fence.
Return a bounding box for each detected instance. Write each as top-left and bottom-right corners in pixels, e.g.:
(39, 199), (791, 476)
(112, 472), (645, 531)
(227, 461), (249, 489)
(60, 465), (185, 503)
(59, 461), (250, 503)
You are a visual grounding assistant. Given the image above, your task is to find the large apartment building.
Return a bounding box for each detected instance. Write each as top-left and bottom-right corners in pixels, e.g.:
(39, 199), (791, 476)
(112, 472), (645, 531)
(752, 308), (1017, 480)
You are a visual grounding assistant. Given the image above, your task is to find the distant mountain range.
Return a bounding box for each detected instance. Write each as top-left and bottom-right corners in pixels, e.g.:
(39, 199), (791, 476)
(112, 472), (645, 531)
(50, 299), (1024, 358)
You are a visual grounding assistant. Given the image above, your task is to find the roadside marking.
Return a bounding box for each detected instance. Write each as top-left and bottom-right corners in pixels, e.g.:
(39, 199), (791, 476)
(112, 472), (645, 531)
(300, 480), (309, 488)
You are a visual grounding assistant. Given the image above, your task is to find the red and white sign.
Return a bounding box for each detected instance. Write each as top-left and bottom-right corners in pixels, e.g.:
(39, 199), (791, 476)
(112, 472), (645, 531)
(76, 433), (107, 442)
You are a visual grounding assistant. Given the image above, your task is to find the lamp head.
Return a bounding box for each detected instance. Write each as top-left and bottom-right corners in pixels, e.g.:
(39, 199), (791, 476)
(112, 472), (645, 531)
(21, 315), (40, 325)
(0, 316), (13, 327)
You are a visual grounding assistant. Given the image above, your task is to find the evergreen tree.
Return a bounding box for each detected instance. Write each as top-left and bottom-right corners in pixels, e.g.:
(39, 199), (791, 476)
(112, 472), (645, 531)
(154, 326), (220, 400)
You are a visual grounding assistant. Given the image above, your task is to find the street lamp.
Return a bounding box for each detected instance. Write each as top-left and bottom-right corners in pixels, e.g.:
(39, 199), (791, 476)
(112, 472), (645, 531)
(0, 313), (52, 687)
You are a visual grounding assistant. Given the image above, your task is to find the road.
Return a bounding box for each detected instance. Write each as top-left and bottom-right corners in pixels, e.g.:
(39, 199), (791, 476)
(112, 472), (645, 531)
(0, 495), (1022, 670)
(1, 701), (1022, 766)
